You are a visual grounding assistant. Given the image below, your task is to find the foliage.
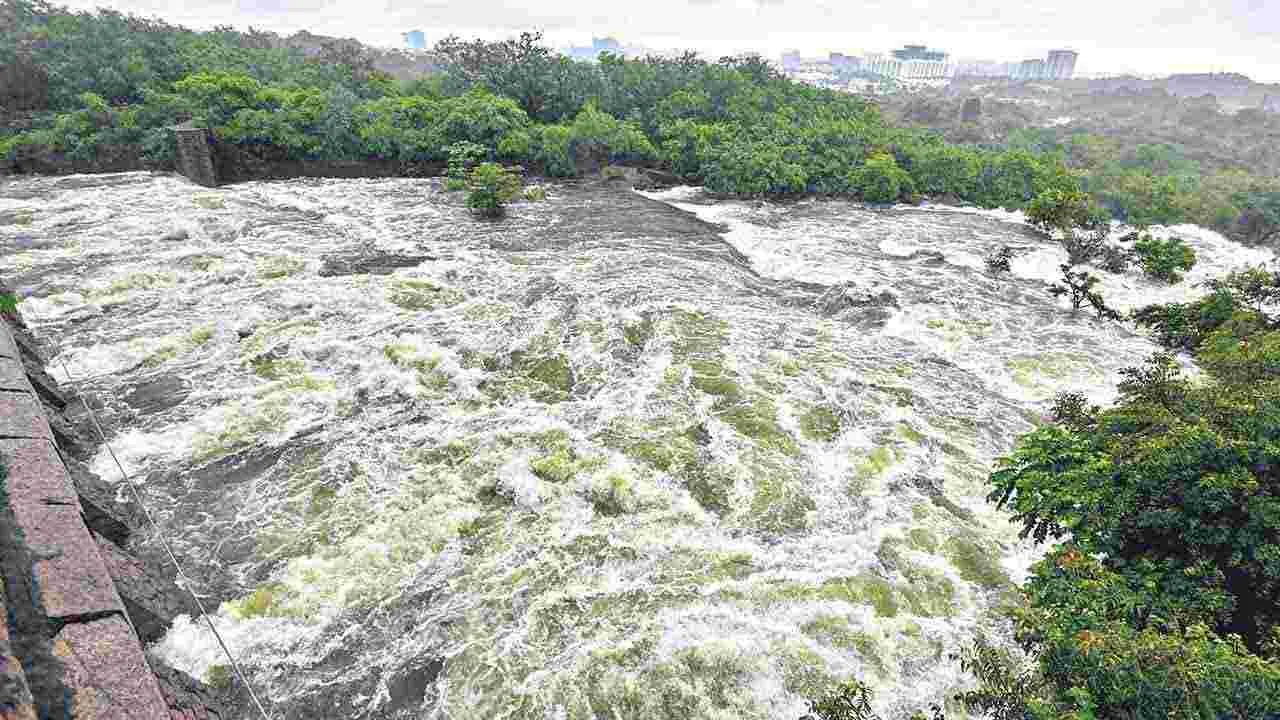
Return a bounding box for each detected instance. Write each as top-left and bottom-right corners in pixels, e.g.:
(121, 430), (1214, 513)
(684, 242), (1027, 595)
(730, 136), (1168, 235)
(987, 266), (1280, 716)
(1048, 265), (1120, 320)
(856, 153), (914, 204)
(464, 162), (521, 218)
(1131, 234), (1196, 283)
(1026, 188), (1110, 264)
(0, 291), (16, 314)
(985, 246), (1015, 274)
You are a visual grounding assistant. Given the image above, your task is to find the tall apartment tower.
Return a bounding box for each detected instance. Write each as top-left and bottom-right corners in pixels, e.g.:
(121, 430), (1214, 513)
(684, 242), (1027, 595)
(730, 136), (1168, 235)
(403, 30), (426, 50)
(1046, 50), (1079, 80)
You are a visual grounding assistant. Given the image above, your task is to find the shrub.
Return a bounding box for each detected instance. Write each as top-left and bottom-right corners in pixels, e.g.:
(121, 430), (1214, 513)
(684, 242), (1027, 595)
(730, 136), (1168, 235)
(1132, 234), (1196, 283)
(465, 162), (522, 217)
(1049, 264), (1120, 320)
(985, 246), (1015, 274)
(855, 152), (913, 204)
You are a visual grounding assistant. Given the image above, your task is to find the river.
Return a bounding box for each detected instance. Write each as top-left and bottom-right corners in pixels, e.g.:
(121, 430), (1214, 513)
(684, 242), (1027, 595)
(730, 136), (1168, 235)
(0, 172), (1269, 719)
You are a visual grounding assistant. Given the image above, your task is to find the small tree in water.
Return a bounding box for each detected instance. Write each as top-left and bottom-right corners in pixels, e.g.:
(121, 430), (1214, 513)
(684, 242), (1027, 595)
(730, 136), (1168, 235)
(1049, 264), (1121, 320)
(445, 141), (487, 191)
(465, 162), (522, 218)
(985, 246), (1015, 275)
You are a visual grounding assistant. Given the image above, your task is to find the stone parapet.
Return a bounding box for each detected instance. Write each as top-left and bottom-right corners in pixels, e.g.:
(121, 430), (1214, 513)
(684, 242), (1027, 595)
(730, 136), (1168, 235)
(0, 318), (171, 719)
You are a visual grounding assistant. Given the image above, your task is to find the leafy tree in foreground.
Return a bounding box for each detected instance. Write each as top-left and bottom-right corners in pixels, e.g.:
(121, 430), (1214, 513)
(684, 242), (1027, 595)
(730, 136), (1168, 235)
(981, 267), (1280, 716)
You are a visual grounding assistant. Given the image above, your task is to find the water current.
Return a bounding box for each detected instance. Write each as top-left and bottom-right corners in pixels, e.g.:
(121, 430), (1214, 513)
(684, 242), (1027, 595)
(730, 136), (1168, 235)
(0, 172), (1271, 719)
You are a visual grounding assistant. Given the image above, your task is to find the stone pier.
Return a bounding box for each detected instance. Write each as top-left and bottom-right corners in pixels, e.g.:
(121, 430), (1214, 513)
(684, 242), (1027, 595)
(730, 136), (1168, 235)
(173, 122), (219, 188)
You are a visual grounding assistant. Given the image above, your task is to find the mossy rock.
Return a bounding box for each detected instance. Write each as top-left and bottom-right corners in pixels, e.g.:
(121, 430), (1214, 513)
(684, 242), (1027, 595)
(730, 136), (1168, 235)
(715, 396), (798, 455)
(799, 404), (841, 442)
(622, 317), (655, 348)
(388, 279), (465, 311)
(944, 536), (1011, 589)
(749, 472), (814, 533)
(227, 583), (292, 619)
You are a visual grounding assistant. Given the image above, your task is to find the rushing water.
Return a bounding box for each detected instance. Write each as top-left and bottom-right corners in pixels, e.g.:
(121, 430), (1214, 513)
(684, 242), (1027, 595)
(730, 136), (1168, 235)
(0, 172), (1271, 720)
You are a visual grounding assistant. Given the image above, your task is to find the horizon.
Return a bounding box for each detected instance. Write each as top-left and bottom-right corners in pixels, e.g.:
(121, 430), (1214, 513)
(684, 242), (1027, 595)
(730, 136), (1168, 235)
(43, 0), (1280, 84)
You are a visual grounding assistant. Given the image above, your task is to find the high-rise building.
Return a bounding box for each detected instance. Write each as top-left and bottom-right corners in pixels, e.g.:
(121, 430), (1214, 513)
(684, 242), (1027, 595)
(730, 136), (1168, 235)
(1046, 49), (1079, 80)
(781, 50), (802, 72)
(1264, 95), (1280, 114)
(1014, 58), (1047, 81)
(593, 37), (621, 53)
(891, 44), (948, 62)
(403, 30), (425, 50)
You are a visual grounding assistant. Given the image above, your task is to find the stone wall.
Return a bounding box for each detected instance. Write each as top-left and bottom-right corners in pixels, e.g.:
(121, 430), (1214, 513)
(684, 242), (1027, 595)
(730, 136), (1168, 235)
(175, 127), (219, 188)
(0, 302), (226, 720)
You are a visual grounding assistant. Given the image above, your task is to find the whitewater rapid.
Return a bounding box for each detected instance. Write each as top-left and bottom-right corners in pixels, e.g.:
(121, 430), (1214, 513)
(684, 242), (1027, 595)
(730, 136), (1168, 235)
(0, 172), (1269, 720)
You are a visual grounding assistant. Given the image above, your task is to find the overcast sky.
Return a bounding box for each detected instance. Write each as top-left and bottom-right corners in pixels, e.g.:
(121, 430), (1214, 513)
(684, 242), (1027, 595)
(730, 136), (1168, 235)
(56, 0), (1280, 82)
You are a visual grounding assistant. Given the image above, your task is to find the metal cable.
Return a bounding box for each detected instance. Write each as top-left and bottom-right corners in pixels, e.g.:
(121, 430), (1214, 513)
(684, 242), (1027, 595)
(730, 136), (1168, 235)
(56, 358), (275, 720)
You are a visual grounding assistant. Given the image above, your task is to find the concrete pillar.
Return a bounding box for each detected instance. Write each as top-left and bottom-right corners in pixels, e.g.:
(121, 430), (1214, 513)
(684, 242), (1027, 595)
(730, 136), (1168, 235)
(173, 124), (218, 188)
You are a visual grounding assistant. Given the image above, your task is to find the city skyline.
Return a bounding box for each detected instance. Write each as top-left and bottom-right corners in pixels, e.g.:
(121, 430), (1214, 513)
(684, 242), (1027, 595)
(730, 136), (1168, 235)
(42, 0), (1280, 83)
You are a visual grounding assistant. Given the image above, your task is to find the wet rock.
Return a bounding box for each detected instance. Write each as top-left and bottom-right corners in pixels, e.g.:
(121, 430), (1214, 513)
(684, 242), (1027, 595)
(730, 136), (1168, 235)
(631, 167), (682, 191)
(149, 658), (227, 720)
(521, 277), (561, 306)
(0, 582), (37, 720)
(64, 456), (138, 546)
(812, 282), (900, 317)
(385, 659), (443, 714)
(160, 229), (190, 243)
(93, 533), (197, 643)
(123, 375), (192, 416)
(910, 475), (976, 523)
(318, 246), (436, 277)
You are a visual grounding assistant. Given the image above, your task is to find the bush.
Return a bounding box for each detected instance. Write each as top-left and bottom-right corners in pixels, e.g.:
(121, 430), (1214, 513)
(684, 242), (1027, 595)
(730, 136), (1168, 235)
(465, 162), (522, 217)
(985, 246), (1015, 274)
(855, 152), (913, 204)
(1132, 234), (1196, 283)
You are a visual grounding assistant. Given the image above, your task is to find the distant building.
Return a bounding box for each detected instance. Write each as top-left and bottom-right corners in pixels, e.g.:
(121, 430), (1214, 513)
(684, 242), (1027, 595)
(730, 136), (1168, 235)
(402, 30), (425, 50)
(862, 53), (902, 79)
(1014, 58), (1047, 81)
(1046, 49), (1078, 80)
(1264, 95), (1280, 113)
(593, 37), (621, 53)
(830, 52), (859, 71)
(891, 44), (948, 62)
(781, 50), (802, 72)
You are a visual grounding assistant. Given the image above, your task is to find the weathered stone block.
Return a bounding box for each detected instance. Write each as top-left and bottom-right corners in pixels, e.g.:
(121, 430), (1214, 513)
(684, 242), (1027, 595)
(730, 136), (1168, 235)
(0, 580), (37, 720)
(53, 617), (169, 720)
(0, 393), (50, 440)
(0, 325), (17, 361)
(0, 360), (30, 393)
(0, 439), (122, 619)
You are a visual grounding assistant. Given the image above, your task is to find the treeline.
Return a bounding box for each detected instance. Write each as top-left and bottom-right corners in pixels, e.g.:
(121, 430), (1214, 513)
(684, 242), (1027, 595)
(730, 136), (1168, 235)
(3, 0), (1279, 246)
(884, 89), (1280, 245)
(0, 0), (1101, 216)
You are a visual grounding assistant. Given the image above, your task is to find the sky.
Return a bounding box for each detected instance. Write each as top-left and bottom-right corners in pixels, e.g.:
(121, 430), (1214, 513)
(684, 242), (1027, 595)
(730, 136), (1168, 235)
(54, 0), (1280, 82)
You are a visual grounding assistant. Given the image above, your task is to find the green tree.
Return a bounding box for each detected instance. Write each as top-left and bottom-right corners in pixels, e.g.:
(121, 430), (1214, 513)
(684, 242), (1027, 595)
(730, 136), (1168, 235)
(464, 162), (521, 218)
(855, 152), (913, 204)
(1131, 235), (1196, 283)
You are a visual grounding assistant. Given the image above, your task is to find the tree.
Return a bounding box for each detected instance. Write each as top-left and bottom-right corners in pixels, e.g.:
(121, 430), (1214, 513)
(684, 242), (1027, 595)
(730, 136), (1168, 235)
(1048, 264), (1120, 320)
(1026, 188), (1111, 264)
(856, 152), (913, 204)
(464, 162), (521, 218)
(1131, 234), (1196, 283)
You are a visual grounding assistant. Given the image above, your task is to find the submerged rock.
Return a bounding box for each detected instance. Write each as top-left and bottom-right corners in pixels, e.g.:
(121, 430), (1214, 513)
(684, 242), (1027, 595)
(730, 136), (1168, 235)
(318, 245), (436, 277)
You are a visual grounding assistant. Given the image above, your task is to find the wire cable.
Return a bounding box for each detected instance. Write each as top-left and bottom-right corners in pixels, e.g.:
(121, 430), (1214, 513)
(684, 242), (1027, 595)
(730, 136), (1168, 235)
(56, 358), (275, 720)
